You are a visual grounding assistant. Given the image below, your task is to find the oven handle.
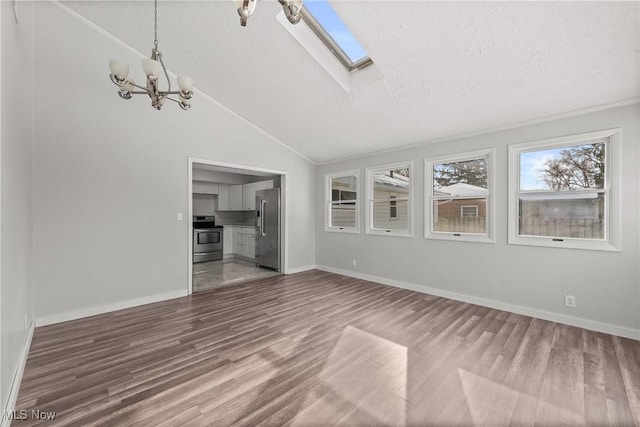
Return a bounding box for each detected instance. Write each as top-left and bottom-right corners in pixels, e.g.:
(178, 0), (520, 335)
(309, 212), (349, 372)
(261, 199), (266, 237)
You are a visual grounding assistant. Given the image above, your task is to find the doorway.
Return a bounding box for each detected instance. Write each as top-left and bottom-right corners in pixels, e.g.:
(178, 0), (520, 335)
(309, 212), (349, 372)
(187, 158), (287, 294)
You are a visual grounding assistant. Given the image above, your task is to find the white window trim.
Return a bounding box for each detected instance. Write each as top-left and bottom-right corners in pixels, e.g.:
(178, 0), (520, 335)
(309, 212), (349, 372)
(325, 169), (360, 234)
(508, 128), (621, 251)
(276, 11), (383, 93)
(425, 149), (495, 244)
(366, 161), (413, 237)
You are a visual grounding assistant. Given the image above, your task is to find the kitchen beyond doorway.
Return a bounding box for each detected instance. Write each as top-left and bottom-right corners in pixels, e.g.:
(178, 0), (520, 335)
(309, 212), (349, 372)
(188, 158), (286, 294)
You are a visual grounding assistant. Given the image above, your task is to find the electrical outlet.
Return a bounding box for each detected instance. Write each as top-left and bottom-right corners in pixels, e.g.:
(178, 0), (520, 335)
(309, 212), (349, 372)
(564, 294), (576, 308)
(352, 259), (357, 267)
(24, 314), (29, 330)
(177, 212), (183, 221)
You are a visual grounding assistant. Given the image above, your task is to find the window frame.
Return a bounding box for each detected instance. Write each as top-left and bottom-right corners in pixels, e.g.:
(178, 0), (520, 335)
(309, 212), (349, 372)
(424, 149), (495, 243)
(324, 169), (360, 234)
(365, 161), (413, 237)
(300, 5), (373, 72)
(508, 128), (620, 251)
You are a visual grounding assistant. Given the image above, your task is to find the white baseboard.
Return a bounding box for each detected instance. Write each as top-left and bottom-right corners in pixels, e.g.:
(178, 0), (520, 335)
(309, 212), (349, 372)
(36, 289), (188, 327)
(1, 321), (35, 427)
(287, 265), (317, 274)
(316, 265), (640, 341)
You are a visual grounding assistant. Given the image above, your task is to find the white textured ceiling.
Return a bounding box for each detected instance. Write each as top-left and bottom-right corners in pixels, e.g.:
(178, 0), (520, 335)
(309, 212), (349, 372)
(64, 1), (639, 163)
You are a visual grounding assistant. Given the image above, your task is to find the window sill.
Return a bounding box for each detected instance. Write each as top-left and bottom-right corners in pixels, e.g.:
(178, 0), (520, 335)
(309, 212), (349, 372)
(508, 235), (620, 252)
(325, 227), (360, 234)
(425, 232), (495, 244)
(366, 229), (413, 238)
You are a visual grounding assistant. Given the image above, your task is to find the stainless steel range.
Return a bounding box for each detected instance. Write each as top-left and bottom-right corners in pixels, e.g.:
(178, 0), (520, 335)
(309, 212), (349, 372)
(193, 216), (223, 263)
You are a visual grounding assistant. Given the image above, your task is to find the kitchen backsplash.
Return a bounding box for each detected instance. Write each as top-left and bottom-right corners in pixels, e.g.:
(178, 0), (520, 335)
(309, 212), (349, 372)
(213, 210), (257, 226)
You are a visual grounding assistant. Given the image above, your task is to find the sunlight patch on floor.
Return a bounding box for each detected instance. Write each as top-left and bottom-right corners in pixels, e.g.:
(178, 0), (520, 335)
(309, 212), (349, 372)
(289, 325), (408, 425)
(457, 368), (583, 425)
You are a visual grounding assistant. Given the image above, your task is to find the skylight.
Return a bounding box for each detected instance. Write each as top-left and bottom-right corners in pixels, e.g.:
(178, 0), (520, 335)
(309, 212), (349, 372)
(301, 1), (373, 71)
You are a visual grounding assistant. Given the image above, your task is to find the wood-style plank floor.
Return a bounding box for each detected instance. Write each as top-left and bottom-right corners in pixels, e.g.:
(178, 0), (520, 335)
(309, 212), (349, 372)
(15, 270), (640, 426)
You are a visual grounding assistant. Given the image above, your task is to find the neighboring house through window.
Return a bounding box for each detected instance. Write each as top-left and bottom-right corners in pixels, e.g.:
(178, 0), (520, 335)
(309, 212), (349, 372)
(325, 170), (359, 233)
(390, 195), (397, 220)
(461, 205), (479, 218)
(425, 149), (495, 243)
(366, 162), (412, 236)
(508, 129), (620, 251)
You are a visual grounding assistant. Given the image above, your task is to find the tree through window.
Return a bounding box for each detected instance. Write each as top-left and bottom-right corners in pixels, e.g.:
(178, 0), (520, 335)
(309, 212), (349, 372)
(509, 129), (620, 251)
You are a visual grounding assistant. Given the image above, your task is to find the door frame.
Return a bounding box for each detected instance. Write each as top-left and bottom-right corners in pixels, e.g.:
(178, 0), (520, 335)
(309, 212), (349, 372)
(187, 157), (288, 295)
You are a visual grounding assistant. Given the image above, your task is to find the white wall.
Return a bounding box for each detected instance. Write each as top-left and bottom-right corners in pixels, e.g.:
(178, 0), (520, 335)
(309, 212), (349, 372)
(316, 104), (640, 339)
(32, 2), (315, 324)
(1, 0), (35, 416)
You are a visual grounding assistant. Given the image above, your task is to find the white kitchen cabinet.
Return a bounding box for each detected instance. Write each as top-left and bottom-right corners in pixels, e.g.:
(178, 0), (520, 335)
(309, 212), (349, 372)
(229, 185), (243, 210)
(242, 180), (273, 211)
(246, 233), (255, 258)
(223, 226), (233, 255)
(242, 182), (258, 211)
(232, 227), (241, 255)
(218, 184), (230, 211)
(232, 226), (256, 259)
(192, 181), (219, 195)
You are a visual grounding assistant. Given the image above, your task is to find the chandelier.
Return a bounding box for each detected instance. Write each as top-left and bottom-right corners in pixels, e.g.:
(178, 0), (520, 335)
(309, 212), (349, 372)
(108, 0), (193, 111)
(237, 0), (303, 27)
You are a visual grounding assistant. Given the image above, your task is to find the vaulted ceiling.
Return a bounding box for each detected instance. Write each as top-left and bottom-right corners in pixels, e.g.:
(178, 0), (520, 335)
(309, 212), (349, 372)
(63, 1), (639, 164)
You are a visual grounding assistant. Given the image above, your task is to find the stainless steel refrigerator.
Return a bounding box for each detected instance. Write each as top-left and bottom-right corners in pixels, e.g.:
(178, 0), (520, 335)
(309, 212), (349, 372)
(255, 188), (280, 271)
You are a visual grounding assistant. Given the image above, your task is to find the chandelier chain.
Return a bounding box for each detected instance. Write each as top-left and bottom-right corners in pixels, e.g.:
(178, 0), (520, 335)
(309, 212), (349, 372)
(153, 0), (158, 49)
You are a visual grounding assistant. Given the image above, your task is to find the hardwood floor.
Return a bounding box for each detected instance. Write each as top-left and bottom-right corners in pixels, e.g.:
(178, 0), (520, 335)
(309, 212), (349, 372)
(15, 270), (640, 426)
(193, 258), (281, 293)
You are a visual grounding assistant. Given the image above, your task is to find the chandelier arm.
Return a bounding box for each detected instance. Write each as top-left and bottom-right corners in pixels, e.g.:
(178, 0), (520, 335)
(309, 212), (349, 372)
(129, 82), (147, 91)
(158, 54), (172, 93)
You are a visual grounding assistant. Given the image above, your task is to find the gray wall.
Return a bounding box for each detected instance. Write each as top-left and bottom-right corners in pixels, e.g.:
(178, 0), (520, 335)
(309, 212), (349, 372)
(316, 104), (640, 337)
(32, 2), (315, 323)
(1, 0), (35, 414)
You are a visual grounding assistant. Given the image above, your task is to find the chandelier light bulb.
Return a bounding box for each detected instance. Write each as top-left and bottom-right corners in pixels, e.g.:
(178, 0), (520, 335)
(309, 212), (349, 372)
(109, 59), (129, 82)
(177, 76), (193, 95)
(142, 58), (162, 78)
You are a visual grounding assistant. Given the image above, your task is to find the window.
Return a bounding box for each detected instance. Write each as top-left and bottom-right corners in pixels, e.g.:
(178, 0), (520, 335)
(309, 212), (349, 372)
(425, 149), (495, 243)
(325, 170), (359, 233)
(366, 162), (412, 236)
(390, 196), (397, 219)
(461, 206), (478, 218)
(508, 129), (620, 251)
(301, 1), (373, 71)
